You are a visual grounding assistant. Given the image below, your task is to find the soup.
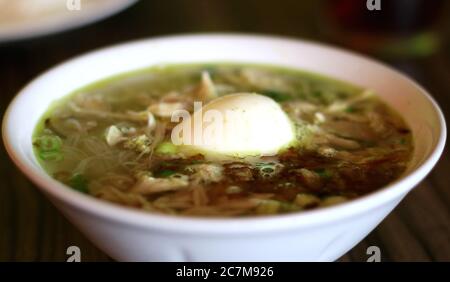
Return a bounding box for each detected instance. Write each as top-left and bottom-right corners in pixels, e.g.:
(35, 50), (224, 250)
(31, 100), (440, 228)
(33, 63), (413, 217)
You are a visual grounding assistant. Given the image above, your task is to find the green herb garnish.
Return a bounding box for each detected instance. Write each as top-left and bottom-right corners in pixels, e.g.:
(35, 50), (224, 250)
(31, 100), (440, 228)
(69, 173), (89, 194)
(314, 168), (333, 179)
(260, 90), (290, 102)
(156, 170), (177, 178)
(33, 135), (63, 161)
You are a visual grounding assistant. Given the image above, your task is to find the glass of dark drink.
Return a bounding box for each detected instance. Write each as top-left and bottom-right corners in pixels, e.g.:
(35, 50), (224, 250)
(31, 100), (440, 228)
(322, 0), (447, 57)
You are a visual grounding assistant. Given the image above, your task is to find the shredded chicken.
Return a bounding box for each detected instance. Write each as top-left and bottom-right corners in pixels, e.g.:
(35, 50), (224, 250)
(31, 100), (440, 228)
(193, 71), (217, 102)
(147, 111), (156, 131)
(312, 127), (361, 150)
(192, 186), (209, 206)
(185, 163), (224, 184)
(105, 125), (124, 146)
(225, 163), (254, 181)
(367, 111), (393, 138)
(131, 174), (189, 195)
(322, 120), (377, 141)
(241, 68), (293, 93)
(69, 102), (148, 122)
(294, 168), (322, 189)
(326, 89), (374, 112)
(148, 102), (187, 118)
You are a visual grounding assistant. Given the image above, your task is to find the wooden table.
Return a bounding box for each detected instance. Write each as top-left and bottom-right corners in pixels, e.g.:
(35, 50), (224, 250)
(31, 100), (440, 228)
(0, 0), (449, 262)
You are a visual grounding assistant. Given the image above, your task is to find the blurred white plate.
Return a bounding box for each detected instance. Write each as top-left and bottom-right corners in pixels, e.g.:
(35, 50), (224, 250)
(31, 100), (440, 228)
(0, 0), (138, 43)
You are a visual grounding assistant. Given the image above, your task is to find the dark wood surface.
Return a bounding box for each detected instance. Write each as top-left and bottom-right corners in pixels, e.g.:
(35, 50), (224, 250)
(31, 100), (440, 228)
(0, 0), (449, 262)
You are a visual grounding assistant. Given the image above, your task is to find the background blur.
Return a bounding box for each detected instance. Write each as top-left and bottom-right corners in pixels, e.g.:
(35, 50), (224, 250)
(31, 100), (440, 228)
(0, 0), (449, 261)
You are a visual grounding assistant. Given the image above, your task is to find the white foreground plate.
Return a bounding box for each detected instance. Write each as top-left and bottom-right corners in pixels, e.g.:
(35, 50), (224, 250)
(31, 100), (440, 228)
(0, 0), (137, 43)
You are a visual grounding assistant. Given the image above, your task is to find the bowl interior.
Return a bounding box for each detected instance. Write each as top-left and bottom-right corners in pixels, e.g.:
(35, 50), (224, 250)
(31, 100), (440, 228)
(2, 34), (446, 231)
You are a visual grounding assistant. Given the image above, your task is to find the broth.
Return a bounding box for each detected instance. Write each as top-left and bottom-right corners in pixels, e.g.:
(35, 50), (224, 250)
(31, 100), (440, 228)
(33, 63), (413, 217)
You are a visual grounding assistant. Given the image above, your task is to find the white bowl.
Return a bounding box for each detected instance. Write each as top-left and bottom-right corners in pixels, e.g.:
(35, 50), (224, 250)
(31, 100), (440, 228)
(2, 34), (446, 261)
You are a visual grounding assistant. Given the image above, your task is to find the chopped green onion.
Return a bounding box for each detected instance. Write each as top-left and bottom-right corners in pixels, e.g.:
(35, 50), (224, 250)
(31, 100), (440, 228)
(69, 173), (89, 194)
(312, 90), (322, 98)
(345, 106), (356, 113)
(35, 135), (62, 151)
(314, 168), (333, 179)
(34, 135), (63, 161)
(155, 142), (178, 155)
(156, 170), (177, 178)
(39, 151), (63, 161)
(260, 90), (290, 102)
(34, 135), (62, 152)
